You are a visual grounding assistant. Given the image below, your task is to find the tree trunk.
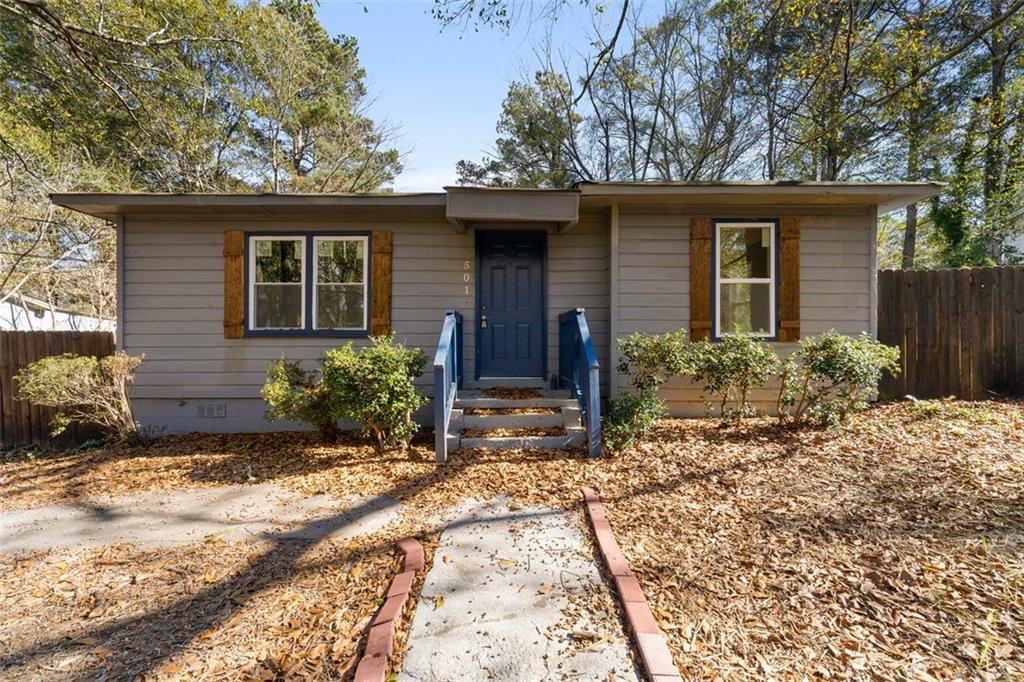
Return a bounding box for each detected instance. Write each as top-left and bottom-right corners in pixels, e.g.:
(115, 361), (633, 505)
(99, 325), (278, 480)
(318, 420), (338, 443)
(823, 141), (840, 181)
(764, 22), (779, 180)
(983, 0), (1007, 257)
(902, 203), (919, 269)
(902, 75), (922, 270)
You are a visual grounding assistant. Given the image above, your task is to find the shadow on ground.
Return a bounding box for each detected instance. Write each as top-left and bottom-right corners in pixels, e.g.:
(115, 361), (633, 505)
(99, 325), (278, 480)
(0, 435), (590, 680)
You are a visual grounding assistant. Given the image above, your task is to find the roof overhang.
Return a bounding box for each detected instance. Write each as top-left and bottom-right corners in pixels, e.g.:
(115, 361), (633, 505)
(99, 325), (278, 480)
(2, 290), (115, 321)
(49, 192), (448, 222)
(576, 181), (944, 214)
(51, 181), (944, 225)
(444, 187), (580, 232)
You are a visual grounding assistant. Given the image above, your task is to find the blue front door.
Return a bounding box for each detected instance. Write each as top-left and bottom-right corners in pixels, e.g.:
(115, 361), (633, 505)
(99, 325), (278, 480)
(477, 230), (545, 378)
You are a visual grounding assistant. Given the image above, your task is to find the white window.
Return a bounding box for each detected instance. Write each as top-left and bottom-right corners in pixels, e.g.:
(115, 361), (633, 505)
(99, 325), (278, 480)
(250, 236), (305, 330)
(313, 236), (368, 330)
(715, 221), (776, 337)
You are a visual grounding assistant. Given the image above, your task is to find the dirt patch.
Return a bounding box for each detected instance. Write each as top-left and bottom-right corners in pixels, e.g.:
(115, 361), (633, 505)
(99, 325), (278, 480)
(3, 399), (1024, 678)
(1, 431), (420, 510)
(0, 525), (438, 682)
(0, 537), (395, 680)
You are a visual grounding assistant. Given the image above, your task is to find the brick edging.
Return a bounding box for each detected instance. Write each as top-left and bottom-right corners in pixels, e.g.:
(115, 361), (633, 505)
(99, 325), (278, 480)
(582, 487), (684, 682)
(353, 536), (425, 682)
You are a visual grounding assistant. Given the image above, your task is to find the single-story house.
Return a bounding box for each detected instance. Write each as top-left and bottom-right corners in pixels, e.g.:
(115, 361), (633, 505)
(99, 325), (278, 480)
(52, 181), (942, 439)
(1, 291), (115, 332)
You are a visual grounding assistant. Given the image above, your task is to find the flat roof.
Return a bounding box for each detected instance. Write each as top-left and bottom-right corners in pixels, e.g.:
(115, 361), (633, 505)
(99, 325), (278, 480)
(48, 191), (448, 222)
(51, 181), (943, 221)
(575, 180), (944, 213)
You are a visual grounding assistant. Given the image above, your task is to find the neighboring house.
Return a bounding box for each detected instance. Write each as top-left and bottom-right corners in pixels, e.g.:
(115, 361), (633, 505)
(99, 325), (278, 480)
(0, 291), (114, 332)
(1002, 204), (1024, 260)
(52, 181), (942, 434)
(1007, 232), (1024, 259)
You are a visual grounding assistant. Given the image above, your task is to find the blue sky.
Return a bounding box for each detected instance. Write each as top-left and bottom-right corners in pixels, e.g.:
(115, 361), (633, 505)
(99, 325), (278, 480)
(315, 1), (639, 192)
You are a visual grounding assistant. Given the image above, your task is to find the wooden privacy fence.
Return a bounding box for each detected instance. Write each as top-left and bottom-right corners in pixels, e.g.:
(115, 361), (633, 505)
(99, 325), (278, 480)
(878, 267), (1024, 400)
(0, 331), (115, 448)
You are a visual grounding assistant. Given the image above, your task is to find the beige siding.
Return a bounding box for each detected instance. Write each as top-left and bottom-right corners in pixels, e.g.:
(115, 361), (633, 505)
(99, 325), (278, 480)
(122, 201), (871, 431)
(123, 213), (611, 434)
(124, 217), (475, 432)
(548, 210), (611, 389)
(614, 205), (875, 416)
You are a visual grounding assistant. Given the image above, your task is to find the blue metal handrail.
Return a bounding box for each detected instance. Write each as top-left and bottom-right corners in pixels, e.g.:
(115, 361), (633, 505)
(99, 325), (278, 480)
(433, 310), (463, 463)
(557, 308), (601, 458)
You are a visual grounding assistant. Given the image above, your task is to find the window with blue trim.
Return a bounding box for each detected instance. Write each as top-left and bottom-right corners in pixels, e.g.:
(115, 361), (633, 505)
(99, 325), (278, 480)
(714, 221), (776, 338)
(251, 236), (305, 330)
(313, 235), (368, 330)
(247, 234), (369, 335)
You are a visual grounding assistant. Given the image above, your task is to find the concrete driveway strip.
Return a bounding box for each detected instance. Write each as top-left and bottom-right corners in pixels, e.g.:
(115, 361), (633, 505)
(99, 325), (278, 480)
(0, 483), (400, 552)
(400, 498), (639, 681)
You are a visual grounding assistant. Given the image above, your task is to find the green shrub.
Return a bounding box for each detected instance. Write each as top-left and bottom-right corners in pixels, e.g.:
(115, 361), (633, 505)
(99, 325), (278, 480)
(320, 335), (428, 451)
(262, 357), (341, 441)
(692, 336), (779, 420)
(262, 335), (427, 450)
(777, 330), (900, 426)
(603, 390), (667, 452)
(615, 329), (698, 393)
(14, 351), (144, 440)
(608, 329), (697, 449)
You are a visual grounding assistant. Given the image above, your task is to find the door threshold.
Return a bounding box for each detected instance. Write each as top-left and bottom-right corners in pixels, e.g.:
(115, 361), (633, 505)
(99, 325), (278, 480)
(473, 377), (548, 389)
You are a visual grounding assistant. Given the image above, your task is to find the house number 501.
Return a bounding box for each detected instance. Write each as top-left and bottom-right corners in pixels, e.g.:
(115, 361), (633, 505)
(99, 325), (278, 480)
(464, 260), (471, 295)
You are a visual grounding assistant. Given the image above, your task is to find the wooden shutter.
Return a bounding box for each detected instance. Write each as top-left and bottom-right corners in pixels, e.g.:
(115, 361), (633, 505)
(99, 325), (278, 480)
(223, 230), (244, 339)
(370, 230), (393, 336)
(689, 217), (712, 341)
(778, 217), (801, 342)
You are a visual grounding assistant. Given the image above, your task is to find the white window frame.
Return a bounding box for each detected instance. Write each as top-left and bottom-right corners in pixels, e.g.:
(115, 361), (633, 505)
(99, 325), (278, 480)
(312, 235), (369, 331)
(714, 221), (776, 338)
(248, 235), (306, 331)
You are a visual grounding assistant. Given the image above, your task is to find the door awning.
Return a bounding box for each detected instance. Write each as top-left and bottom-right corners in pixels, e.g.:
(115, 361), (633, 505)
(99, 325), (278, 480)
(444, 187), (580, 232)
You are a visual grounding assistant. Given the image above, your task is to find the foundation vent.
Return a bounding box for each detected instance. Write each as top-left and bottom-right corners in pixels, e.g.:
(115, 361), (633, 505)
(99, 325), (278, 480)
(197, 402), (227, 418)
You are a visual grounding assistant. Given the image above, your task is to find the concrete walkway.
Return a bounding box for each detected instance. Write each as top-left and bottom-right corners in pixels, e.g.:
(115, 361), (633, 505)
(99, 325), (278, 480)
(401, 499), (639, 681)
(0, 484), (400, 553)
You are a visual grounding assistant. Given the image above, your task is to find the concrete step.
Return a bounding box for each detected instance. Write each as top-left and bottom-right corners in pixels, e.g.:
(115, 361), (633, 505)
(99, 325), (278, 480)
(457, 389), (570, 400)
(461, 389), (570, 396)
(460, 428), (586, 450)
(445, 391), (586, 452)
(471, 377), (549, 389)
(455, 397), (577, 410)
(462, 412), (564, 430)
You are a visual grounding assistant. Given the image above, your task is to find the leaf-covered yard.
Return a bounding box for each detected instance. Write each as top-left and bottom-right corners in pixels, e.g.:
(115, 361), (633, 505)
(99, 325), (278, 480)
(3, 399), (1023, 680)
(1, 539), (400, 680)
